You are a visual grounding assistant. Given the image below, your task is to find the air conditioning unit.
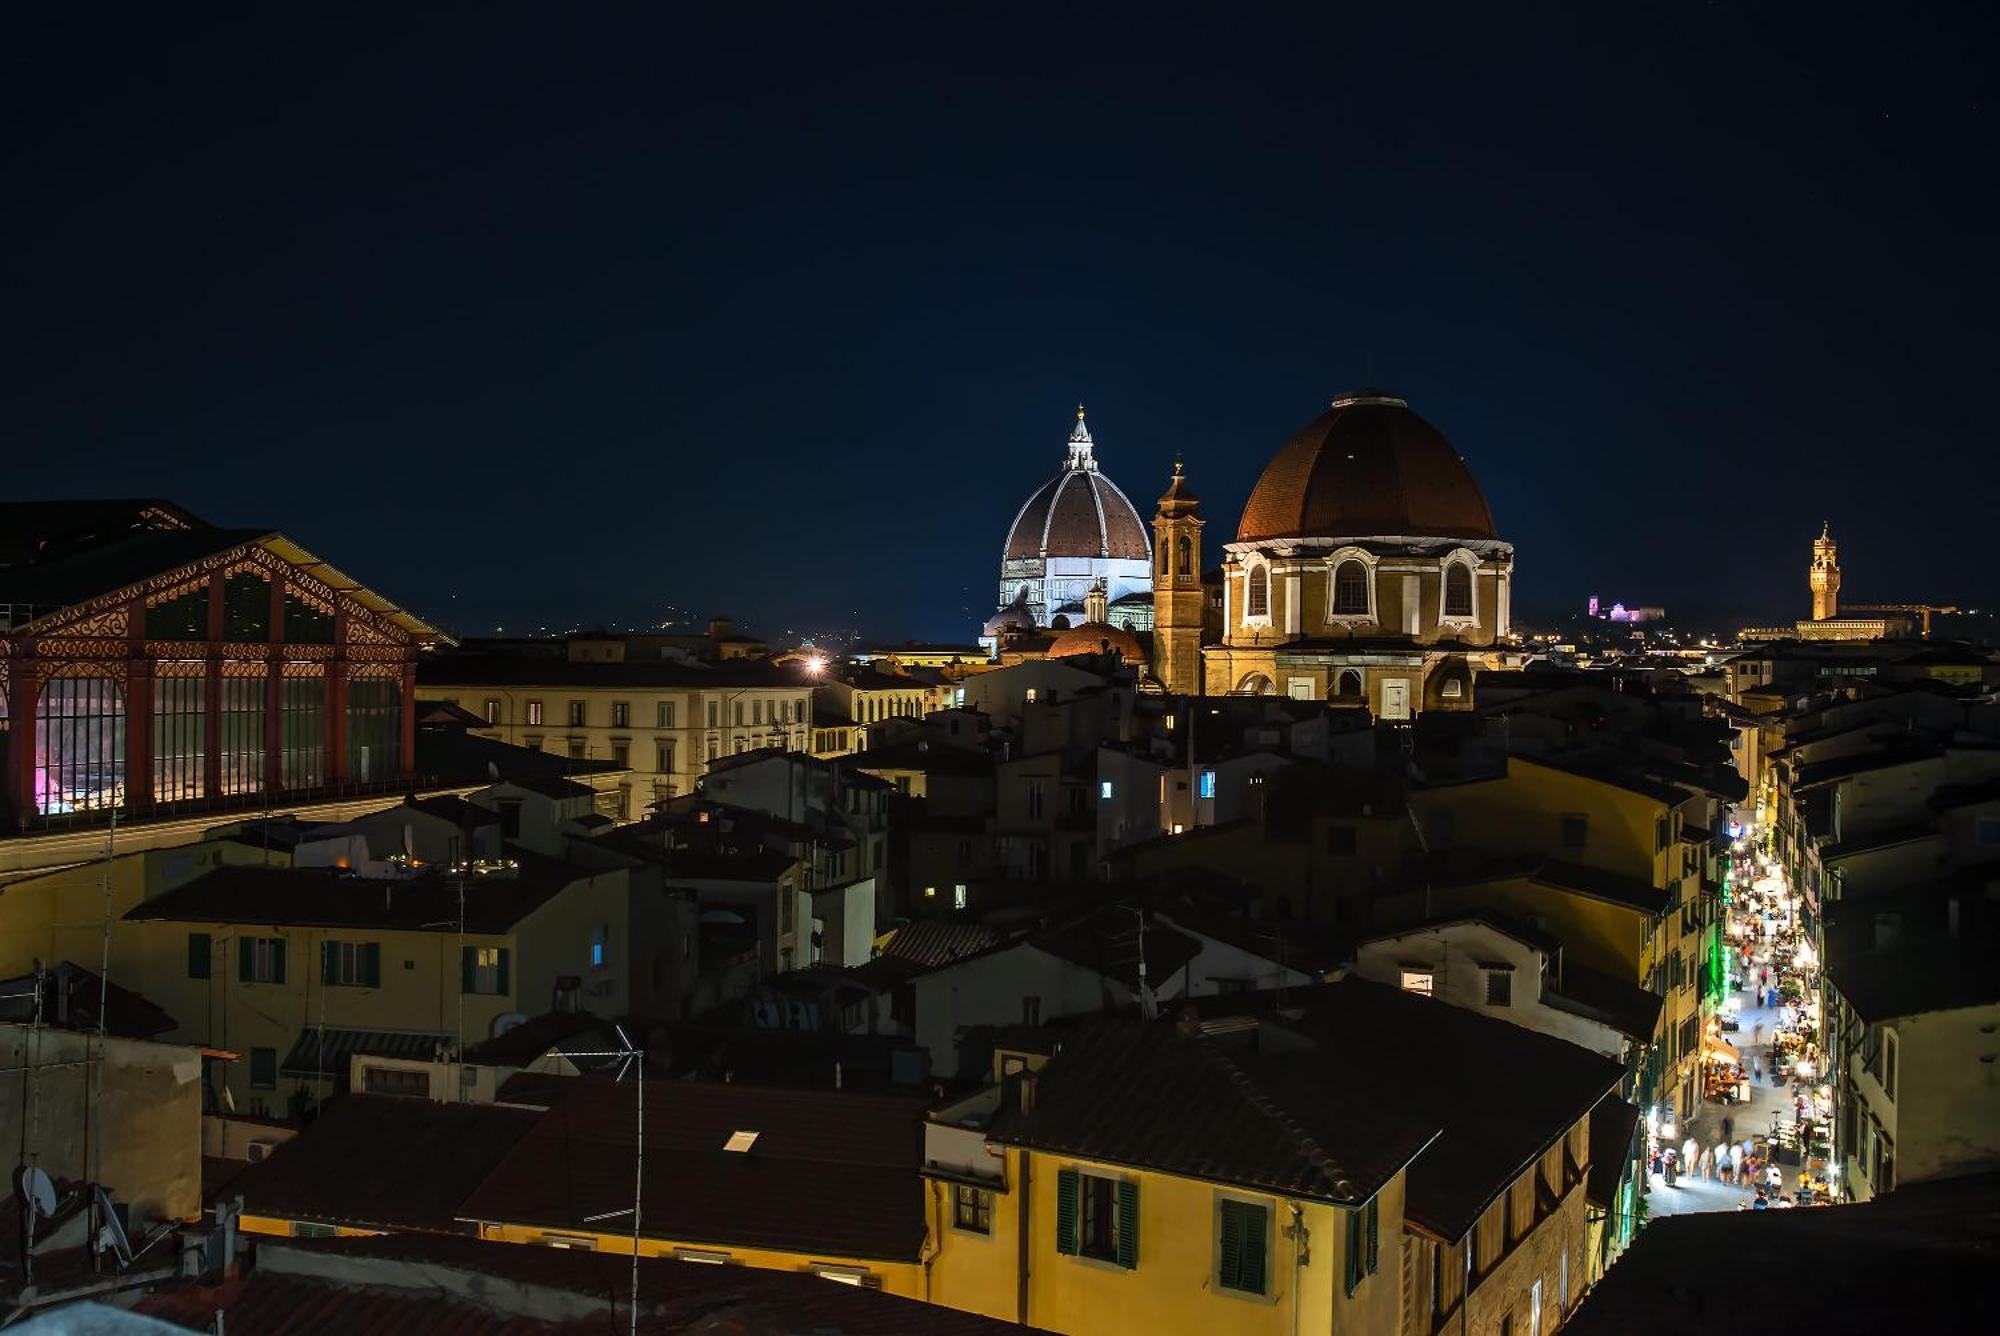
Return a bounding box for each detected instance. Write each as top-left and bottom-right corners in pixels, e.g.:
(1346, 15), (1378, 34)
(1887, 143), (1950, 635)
(246, 1139), (280, 1164)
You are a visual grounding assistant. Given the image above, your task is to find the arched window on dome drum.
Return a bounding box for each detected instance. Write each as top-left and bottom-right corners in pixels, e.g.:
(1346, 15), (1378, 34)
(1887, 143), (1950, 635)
(1333, 561), (1370, 616)
(1335, 670), (1363, 699)
(34, 671), (126, 815)
(1177, 535), (1191, 576)
(1247, 567), (1269, 618)
(1444, 563), (1473, 618)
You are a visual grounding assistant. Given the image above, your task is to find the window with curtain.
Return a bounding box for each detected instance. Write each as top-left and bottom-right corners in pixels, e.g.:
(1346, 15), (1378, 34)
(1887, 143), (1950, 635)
(1444, 562), (1473, 618)
(346, 677), (401, 782)
(153, 662), (206, 802)
(1247, 567), (1269, 617)
(281, 673), (326, 789)
(222, 573), (271, 642)
(1333, 561), (1370, 615)
(219, 673), (267, 794)
(33, 672), (125, 814)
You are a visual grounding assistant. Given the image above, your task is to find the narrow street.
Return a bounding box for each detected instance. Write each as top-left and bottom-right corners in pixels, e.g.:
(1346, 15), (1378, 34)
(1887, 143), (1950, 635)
(1646, 992), (1794, 1216)
(1644, 827), (1833, 1218)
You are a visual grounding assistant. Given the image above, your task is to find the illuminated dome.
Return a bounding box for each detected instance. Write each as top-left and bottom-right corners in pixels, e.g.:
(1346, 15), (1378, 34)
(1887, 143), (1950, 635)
(1046, 621), (1146, 663)
(1004, 420), (1151, 561)
(995, 407), (1154, 630)
(1236, 392), (1497, 543)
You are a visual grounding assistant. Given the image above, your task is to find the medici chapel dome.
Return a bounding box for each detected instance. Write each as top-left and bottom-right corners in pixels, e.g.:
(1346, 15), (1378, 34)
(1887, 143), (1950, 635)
(1236, 391), (1498, 543)
(1004, 411), (1151, 563)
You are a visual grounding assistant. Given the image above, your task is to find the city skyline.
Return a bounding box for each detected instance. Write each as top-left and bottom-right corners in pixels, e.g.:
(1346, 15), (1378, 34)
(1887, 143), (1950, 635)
(7, 5), (1996, 640)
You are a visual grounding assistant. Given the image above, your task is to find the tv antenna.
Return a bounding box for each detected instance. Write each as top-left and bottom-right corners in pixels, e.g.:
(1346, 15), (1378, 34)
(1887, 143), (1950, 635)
(573, 1024), (646, 1336)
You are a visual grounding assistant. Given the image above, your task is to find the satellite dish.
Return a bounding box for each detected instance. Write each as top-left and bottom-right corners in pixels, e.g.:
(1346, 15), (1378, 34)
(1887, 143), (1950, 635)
(19, 1166), (57, 1219)
(492, 1011), (529, 1038)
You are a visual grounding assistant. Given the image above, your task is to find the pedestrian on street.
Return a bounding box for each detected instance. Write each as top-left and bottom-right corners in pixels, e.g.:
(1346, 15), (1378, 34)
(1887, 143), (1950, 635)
(1730, 1142), (1745, 1180)
(1683, 1136), (1699, 1175)
(1753, 1020), (1765, 1047)
(1722, 1115), (1735, 1145)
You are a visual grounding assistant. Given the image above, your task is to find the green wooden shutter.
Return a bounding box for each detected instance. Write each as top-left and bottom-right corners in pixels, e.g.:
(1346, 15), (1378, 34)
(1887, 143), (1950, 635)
(1242, 1204), (1267, 1294)
(188, 933), (210, 979)
(1218, 1202), (1244, 1290)
(1115, 1179), (1139, 1269)
(1365, 1197), (1378, 1274)
(495, 947), (511, 997)
(271, 937), (287, 985)
(1344, 1207), (1361, 1295)
(320, 941), (336, 985)
(239, 936), (253, 983)
(363, 943), (381, 988)
(1055, 1169), (1079, 1255)
(461, 946), (476, 995)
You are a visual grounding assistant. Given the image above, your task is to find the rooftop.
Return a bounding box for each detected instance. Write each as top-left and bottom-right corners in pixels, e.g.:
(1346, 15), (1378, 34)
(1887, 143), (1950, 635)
(1565, 1172), (2000, 1335)
(125, 859), (593, 934)
(458, 1077), (934, 1262)
(230, 1095), (541, 1233)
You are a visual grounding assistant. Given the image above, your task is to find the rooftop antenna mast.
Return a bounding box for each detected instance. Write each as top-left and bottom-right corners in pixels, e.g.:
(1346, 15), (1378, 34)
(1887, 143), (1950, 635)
(87, 806), (116, 1262)
(574, 1025), (646, 1336)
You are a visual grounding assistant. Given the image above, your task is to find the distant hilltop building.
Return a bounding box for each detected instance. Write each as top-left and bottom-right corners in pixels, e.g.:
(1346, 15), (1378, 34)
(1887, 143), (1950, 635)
(1586, 597), (1665, 624)
(1740, 522), (1956, 642)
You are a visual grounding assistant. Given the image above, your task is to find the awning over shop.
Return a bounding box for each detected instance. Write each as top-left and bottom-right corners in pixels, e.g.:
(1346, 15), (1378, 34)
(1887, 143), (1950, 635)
(282, 1026), (450, 1078)
(1702, 1034), (1742, 1065)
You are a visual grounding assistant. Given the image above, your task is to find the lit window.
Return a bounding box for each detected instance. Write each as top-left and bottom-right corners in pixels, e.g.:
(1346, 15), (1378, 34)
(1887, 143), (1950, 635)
(1099, 780), (1114, 800)
(954, 884), (968, 910)
(1247, 567), (1269, 617)
(1333, 561), (1369, 616)
(954, 1185), (994, 1234)
(1198, 770), (1216, 799)
(924, 885), (937, 898)
(591, 924), (609, 968)
(1400, 969), (1434, 997)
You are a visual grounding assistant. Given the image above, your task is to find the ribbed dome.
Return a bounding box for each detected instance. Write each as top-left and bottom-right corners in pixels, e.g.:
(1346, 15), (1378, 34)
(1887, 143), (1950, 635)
(1045, 621), (1146, 662)
(1005, 467), (1151, 561)
(1237, 393), (1497, 543)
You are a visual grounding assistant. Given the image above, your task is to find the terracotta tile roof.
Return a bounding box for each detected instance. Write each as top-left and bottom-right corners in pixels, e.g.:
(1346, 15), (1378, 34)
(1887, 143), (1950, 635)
(229, 1095), (541, 1233)
(989, 1014), (1436, 1206)
(139, 1233), (1041, 1334)
(457, 1078), (934, 1262)
(1564, 1172), (2000, 1335)
(879, 919), (1006, 967)
(1004, 468), (1150, 561)
(124, 862), (587, 934)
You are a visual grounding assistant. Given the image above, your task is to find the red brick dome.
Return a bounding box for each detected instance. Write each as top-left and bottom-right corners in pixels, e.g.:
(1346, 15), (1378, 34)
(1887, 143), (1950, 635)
(1237, 393), (1498, 543)
(1005, 468), (1151, 561)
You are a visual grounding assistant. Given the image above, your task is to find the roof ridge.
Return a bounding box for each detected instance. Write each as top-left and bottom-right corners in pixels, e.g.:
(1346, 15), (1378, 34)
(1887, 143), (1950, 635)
(1189, 1028), (1360, 1201)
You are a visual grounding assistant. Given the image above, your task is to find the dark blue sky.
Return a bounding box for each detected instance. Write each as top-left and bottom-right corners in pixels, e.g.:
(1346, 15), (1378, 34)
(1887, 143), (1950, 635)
(6, 3), (1995, 641)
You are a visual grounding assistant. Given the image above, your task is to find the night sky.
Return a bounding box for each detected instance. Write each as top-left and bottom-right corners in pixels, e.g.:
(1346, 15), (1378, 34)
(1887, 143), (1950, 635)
(7, 4), (1996, 642)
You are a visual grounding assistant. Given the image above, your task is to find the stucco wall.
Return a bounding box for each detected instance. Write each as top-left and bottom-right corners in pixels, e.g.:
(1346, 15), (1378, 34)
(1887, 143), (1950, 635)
(0, 1024), (203, 1226)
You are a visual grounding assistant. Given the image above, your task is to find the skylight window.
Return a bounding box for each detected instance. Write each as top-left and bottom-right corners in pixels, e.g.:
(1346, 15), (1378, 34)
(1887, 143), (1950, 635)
(723, 1130), (760, 1153)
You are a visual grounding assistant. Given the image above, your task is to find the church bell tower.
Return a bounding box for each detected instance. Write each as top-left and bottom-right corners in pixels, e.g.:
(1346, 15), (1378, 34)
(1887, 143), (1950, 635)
(1810, 521), (1841, 621)
(1152, 459), (1205, 694)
